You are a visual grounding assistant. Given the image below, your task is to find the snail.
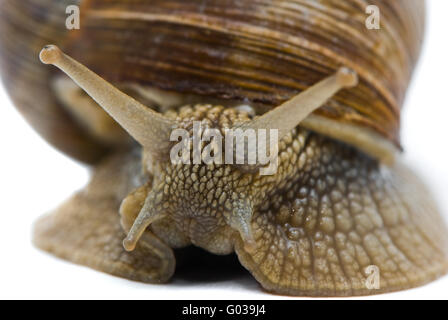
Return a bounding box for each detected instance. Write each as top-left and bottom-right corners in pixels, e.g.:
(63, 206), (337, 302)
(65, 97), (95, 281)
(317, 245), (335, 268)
(1, 0), (447, 297)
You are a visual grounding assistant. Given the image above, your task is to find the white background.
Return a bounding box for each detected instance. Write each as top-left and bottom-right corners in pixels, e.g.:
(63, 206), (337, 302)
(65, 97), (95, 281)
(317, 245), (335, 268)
(1, 1), (447, 300)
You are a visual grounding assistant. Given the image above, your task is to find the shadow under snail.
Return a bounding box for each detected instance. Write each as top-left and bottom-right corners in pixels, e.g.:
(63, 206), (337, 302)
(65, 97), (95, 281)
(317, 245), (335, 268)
(0, 0), (447, 296)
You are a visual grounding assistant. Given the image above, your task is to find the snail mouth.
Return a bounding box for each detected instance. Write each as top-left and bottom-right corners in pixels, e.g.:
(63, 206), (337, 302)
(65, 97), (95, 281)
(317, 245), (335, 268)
(186, 218), (234, 255)
(156, 210), (234, 255)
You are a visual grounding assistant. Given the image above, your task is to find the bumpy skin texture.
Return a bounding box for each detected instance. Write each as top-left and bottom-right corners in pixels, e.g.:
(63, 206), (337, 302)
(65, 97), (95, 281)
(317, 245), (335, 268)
(235, 142), (448, 296)
(34, 105), (448, 296)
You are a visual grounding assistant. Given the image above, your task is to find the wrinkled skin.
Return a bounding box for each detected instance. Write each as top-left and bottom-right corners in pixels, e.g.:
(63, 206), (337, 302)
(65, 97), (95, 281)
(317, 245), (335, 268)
(34, 104), (448, 296)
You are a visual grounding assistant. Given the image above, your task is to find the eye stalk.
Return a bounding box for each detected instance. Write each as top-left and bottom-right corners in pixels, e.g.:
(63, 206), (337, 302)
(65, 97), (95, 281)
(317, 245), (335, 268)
(240, 67), (359, 142)
(39, 45), (177, 155)
(232, 68), (359, 171)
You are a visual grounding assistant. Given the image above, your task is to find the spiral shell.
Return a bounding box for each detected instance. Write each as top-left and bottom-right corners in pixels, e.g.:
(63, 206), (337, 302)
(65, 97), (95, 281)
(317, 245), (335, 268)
(0, 0), (425, 162)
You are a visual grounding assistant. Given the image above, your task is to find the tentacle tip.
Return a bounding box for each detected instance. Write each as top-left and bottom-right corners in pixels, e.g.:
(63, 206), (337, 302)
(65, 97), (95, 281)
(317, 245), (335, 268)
(336, 67), (358, 88)
(123, 237), (136, 252)
(39, 45), (62, 65)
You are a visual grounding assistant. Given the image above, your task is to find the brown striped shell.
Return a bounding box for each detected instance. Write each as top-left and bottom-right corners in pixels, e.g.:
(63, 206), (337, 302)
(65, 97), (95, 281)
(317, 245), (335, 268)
(0, 0), (425, 163)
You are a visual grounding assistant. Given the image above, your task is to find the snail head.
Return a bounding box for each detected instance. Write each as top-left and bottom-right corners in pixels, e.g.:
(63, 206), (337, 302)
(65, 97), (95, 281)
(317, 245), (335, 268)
(40, 45), (358, 253)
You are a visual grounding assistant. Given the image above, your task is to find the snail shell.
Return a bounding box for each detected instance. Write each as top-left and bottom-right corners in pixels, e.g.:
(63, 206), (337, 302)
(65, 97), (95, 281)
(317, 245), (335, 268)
(0, 0), (109, 163)
(0, 0), (425, 162)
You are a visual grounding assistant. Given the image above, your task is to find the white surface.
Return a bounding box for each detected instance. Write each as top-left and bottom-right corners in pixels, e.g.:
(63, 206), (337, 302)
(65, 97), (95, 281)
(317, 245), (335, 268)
(1, 1), (448, 300)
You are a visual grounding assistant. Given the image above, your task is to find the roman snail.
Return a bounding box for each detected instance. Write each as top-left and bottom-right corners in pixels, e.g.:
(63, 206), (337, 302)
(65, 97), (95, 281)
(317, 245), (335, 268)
(0, 0), (446, 296)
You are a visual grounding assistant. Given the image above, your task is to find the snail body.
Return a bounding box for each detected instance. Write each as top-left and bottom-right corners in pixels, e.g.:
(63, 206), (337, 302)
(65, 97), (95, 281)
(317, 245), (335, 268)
(1, 0), (447, 296)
